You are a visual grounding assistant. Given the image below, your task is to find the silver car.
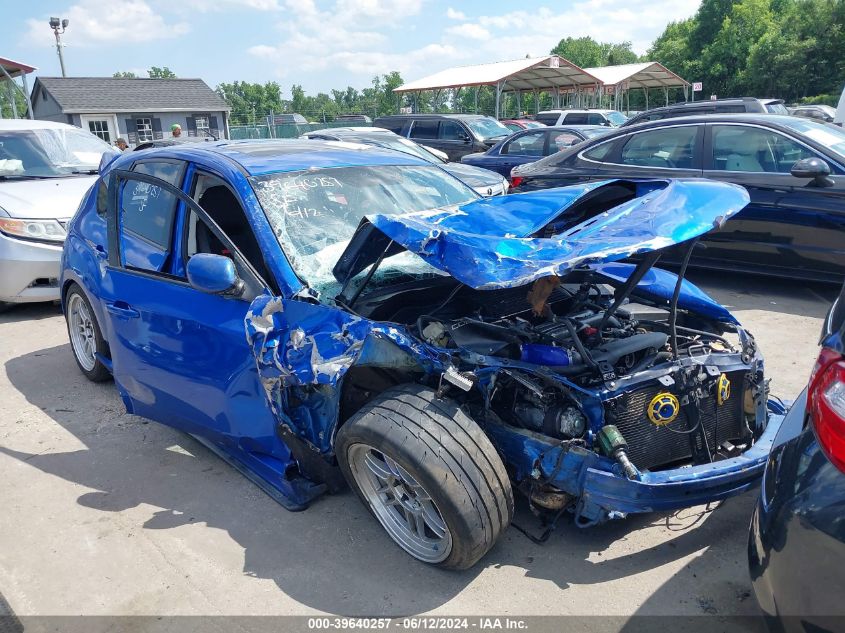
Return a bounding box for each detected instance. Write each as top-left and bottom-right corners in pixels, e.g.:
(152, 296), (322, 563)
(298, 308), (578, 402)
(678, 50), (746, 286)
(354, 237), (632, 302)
(0, 119), (117, 307)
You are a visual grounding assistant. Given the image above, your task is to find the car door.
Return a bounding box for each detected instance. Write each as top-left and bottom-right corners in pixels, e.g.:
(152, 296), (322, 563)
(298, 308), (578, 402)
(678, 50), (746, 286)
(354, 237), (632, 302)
(701, 123), (845, 278)
(408, 119), (443, 155)
(101, 162), (271, 439)
(438, 120), (474, 161)
(575, 124), (704, 184)
(489, 129), (549, 176)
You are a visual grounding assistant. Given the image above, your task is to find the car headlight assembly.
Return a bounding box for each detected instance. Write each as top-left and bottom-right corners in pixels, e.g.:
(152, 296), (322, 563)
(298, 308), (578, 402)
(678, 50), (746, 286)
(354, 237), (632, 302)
(0, 217), (67, 243)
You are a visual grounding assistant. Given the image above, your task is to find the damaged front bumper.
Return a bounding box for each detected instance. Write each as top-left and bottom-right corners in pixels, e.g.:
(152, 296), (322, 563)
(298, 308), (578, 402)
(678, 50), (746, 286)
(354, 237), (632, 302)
(485, 399), (787, 526)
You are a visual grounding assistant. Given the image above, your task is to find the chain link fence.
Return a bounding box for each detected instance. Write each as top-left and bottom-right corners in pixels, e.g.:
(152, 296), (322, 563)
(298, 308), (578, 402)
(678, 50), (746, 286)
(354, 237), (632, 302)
(229, 120), (374, 140)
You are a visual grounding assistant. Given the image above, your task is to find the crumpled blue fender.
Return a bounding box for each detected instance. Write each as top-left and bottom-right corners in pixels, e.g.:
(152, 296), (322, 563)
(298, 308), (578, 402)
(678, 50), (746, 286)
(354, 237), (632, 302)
(591, 262), (739, 324)
(244, 295), (441, 448)
(364, 179), (749, 290)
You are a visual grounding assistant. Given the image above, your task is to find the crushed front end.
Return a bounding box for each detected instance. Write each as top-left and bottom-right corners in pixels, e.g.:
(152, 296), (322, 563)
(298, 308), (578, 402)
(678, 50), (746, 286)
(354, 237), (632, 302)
(408, 263), (784, 525)
(335, 179), (785, 525)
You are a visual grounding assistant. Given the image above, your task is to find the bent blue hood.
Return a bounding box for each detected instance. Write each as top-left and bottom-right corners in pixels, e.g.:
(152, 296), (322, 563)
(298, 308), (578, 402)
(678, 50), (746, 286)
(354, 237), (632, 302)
(335, 179), (749, 291)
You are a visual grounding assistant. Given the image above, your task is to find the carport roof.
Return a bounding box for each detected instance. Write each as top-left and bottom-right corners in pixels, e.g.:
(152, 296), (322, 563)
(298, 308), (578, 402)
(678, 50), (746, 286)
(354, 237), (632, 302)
(583, 62), (688, 89)
(393, 55), (602, 93)
(0, 57), (36, 78)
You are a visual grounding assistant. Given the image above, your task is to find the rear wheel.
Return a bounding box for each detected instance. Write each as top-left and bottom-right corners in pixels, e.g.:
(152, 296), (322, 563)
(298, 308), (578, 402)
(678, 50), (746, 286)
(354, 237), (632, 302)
(65, 285), (111, 382)
(336, 384), (513, 569)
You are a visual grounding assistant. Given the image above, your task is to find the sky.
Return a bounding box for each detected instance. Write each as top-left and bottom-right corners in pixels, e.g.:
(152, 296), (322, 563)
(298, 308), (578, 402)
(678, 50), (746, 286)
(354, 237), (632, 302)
(3, 0), (702, 95)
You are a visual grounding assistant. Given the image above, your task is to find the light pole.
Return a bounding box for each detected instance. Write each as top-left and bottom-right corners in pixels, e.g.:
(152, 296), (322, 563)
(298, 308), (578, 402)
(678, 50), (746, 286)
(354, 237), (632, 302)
(49, 17), (69, 77)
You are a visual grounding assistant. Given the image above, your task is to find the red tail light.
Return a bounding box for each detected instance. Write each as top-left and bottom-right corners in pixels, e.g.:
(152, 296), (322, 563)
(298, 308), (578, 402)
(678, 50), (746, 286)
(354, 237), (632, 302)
(510, 176), (523, 188)
(808, 346), (845, 472)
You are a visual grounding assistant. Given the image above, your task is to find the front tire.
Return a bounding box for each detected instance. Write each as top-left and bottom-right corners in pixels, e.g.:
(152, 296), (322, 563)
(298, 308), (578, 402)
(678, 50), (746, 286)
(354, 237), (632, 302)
(65, 284), (111, 382)
(336, 384), (513, 569)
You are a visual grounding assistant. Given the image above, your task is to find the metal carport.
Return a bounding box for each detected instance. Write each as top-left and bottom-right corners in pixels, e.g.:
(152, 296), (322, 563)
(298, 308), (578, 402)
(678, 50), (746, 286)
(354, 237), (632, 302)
(393, 55), (603, 119)
(583, 62), (690, 110)
(0, 57), (36, 119)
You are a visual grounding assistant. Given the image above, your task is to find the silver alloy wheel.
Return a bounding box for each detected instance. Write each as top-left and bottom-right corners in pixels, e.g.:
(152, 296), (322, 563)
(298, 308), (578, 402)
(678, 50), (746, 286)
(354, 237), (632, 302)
(67, 293), (97, 372)
(348, 443), (452, 563)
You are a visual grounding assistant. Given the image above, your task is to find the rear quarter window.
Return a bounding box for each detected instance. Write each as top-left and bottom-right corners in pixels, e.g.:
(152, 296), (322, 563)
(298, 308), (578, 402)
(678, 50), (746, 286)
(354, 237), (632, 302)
(377, 119), (405, 134)
(582, 140), (616, 162)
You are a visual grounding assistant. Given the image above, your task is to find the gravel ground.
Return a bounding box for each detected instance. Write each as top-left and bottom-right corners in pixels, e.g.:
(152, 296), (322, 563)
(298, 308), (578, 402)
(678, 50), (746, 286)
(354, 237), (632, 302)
(0, 271), (837, 622)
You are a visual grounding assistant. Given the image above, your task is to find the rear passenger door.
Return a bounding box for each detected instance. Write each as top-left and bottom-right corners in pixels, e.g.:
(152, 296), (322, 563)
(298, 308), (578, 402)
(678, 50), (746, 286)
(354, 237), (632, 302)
(584, 124), (704, 182)
(491, 130), (549, 176)
(437, 120), (473, 161)
(408, 120), (443, 155)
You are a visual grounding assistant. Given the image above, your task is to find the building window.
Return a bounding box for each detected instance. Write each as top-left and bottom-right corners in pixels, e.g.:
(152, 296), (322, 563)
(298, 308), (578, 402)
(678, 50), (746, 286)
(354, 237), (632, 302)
(194, 115), (210, 137)
(88, 120), (111, 143)
(136, 118), (153, 143)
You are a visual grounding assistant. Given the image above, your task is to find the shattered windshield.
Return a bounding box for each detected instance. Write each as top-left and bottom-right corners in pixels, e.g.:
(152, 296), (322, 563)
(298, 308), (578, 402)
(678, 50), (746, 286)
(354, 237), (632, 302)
(251, 165), (479, 296)
(0, 127), (118, 177)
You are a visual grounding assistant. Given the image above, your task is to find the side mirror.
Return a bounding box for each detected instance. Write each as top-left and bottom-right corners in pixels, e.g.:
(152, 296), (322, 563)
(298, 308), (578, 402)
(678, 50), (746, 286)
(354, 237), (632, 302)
(186, 253), (244, 296)
(791, 157), (834, 187)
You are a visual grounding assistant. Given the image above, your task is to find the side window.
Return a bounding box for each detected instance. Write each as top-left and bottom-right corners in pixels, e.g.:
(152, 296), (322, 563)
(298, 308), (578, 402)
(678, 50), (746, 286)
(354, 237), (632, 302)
(711, 125), (816, 173)
(550, 132), (581, 153)
(439, 120), (468, 141)
(582, 140), (616, 162)
(563, 113), (589, 125)
(586, 113), (605, 125)
(118, 177), (179, 273)
(380, 120), (404, 134)
(535, 113), (560, 126)
(619, 126), (698, 169)
(409, 120), (438, 140)
(96, 176), (110, 217)
(715, 105), (747, 114)
(502, 131), (546, 156)
(187, 173), (272, 287)
(132, 161), (183, 186)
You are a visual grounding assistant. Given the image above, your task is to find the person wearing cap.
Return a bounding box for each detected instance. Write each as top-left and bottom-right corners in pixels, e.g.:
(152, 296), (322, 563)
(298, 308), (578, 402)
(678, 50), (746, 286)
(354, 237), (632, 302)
(171, 124), (182, 138)
(115, 138), (128, 151)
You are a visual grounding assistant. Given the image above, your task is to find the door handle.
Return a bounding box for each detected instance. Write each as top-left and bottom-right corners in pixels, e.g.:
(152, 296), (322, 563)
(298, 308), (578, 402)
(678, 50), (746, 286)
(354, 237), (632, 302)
(106, 301), (140, 319)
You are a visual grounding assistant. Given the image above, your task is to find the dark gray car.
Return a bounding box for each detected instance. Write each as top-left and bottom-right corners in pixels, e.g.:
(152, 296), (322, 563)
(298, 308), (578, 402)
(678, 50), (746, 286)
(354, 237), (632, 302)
(624, 97), (789, 127)
(373, 114), (511, 161)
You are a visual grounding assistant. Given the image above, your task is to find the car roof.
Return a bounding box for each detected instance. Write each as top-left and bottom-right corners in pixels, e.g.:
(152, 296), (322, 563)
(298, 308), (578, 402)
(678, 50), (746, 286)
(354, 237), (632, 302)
(638, 97), (781, 114)
(600, 113), (806, 133)
(545, 124), (607, 130)
(119, 138), (430, 176)
(375, 113), (490, 120)
(306, 126), (394, 136)
(0, 119), (82, 131)
(537, 109), (617, 114)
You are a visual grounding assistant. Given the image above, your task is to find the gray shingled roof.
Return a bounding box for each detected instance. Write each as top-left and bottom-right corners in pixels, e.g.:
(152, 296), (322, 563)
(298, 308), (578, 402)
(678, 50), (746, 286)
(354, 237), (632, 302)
(35, 77), (230, 113)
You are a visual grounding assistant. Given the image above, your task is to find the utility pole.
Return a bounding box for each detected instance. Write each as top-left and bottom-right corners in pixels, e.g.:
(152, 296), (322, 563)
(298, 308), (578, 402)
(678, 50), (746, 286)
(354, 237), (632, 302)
(49, 17), (69, 77)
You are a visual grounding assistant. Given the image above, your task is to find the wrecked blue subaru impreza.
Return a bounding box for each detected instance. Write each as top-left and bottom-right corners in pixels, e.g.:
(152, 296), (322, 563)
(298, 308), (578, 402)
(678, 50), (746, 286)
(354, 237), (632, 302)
(61, 140), (786, 569)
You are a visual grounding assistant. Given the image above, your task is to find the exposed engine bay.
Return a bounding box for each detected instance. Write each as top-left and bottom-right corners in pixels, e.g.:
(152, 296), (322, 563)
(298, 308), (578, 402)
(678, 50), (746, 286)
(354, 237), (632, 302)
(352, 269), (764, 481)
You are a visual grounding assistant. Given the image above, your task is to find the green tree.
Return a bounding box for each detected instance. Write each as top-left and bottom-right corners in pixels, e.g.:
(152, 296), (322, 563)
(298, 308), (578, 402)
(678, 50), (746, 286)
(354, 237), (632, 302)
(215, 80), (284, 124)
(551, 36), (638, 68)
(1, 86), (27, 118)
(147, 66), (177, 79)
(648, 0), (845, 103)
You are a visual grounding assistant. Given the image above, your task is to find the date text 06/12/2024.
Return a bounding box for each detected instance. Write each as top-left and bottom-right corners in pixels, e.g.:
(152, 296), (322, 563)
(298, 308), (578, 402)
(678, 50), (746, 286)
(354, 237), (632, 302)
(307, 618), (529, 630)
